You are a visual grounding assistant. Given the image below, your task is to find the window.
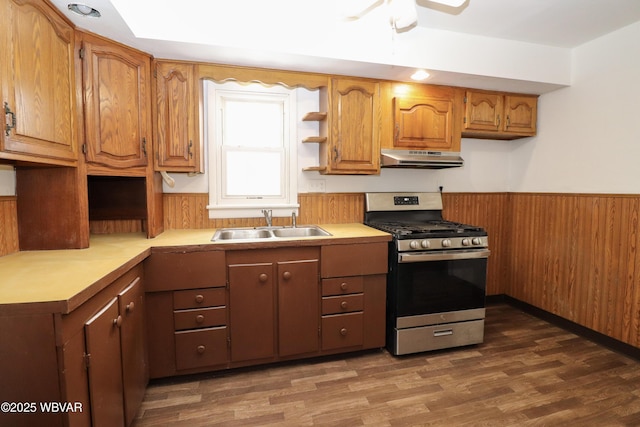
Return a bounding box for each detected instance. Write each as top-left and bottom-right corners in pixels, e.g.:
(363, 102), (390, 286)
(205, 81), (298, 218)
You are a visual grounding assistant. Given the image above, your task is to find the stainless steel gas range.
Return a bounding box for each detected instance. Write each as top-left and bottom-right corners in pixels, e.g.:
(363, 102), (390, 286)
(364, 192), (490, 355)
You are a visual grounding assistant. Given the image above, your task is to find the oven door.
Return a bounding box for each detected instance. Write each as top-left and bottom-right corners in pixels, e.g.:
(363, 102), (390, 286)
(392, 249), (489, 320)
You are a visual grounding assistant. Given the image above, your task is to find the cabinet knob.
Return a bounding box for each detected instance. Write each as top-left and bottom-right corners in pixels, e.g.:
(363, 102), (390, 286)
(197, 345), (206, 354)
(259, 273), (268, 283)
(195, 294), (204, 303)
(113, 315), (123, 328)
(340, 282), (348, 291)
(340, 328), (348, 336)
(282, 271), (292, 280)
(126, 302), (135, 313)
(340, 301), (348, 309)
(195, 314), (205, 324)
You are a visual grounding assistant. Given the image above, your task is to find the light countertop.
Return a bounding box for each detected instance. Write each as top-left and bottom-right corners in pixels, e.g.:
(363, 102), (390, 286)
(0, 224), (390, 314)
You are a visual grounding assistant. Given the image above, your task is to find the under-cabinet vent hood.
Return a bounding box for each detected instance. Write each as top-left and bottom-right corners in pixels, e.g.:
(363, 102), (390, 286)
(380, 149), (464, 169)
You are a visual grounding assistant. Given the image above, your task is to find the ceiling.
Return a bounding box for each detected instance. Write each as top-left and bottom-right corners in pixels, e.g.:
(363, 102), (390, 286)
(50, 0), (640, 93)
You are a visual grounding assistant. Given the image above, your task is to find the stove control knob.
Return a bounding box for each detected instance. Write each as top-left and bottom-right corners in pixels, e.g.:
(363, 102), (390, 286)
(442, 239), (452, 248)
(421, 240), (430, 249)
(472, 237), (483, 246)
(462, 238), (471, 246)
(410, 240), (420, 249)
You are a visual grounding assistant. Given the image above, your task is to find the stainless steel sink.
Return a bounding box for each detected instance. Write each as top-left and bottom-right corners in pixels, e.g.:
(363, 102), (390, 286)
(271, 226), (331, 238)
(211, 225), (331, 241)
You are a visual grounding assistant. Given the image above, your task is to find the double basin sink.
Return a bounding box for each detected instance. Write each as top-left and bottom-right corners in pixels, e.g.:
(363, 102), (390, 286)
(212, 225), (331, 241)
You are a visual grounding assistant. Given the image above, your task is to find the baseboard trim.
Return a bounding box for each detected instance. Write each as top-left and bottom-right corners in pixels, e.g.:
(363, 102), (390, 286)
(486, 294), (640, 361)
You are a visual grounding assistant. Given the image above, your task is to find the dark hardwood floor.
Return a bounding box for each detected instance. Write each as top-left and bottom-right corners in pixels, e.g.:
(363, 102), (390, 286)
(133, 305), (640, 426)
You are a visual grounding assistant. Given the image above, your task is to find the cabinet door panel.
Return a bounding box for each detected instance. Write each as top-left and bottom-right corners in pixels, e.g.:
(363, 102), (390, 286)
(228, 263), (275, 362)
(278, 259), (319, 357)
(394, 96), (454, 150)
(118, 277), (147, 427)
(463, 91), (503, 132)
(82, 35), (149, 168)
(504, 95), (537, 134)
(1, 0), (77, 164)
(84, 297), (125, 427)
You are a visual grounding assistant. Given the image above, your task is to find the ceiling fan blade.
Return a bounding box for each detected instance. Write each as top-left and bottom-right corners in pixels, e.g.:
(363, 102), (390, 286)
(425, 0), (466, 7)
(391, 0), (418, 30)
(339, 0), (384, 19)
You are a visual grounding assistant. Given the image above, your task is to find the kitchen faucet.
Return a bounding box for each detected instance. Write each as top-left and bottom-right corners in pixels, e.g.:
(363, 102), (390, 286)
(261, 209), (272, 227)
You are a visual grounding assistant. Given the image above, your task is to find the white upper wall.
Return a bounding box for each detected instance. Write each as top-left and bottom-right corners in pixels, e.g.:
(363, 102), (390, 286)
(508, 20), (640, 193)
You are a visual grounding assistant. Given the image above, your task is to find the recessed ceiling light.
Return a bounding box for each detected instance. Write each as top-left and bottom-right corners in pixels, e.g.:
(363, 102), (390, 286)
(68, 3), (101, 18)
(410, 69), (430, 81)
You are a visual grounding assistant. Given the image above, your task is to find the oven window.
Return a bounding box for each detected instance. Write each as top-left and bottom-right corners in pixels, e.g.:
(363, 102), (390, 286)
(394, 258), (487, 317)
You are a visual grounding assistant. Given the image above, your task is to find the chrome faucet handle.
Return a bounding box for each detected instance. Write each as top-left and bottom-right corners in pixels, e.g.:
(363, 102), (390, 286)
(291, 211), (297, 228)
(261, 209), (273, 226)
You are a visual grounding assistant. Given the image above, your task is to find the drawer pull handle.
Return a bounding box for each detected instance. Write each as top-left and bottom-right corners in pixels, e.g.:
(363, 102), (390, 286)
(340, 301), (348, 309)
(340, 328), (348, 336)
(259, 273), (268, 283)
(340, 282), (348, 291)
(282, 271), (292, 280)
(195, 294), (204, 304)
(113, 315), (123, 328)
(197, 345), (206, 354)
(434, 329), (453, 337)
(126, 302), (135, 313)
(195, 314), (205, 324)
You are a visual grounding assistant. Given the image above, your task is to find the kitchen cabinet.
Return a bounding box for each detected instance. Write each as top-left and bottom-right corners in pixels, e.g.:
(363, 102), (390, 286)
(0, 265), (147, 427)
(227, 247), (320, 363)
(393, 95), (458, 151)
(0, 0), (78, 166)
(462, 89), (538, 139)
(154, 61), (202, 172)
(304, 77), (381, 174)
(144, 249), (228, 378)
(80, 32), (151, 170)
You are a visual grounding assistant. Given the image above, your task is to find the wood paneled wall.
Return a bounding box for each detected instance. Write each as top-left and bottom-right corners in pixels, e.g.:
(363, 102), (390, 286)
(0, 196), (19, 256)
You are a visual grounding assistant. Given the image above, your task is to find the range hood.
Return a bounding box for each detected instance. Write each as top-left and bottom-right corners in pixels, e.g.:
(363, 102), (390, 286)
(380, 149), (464, 169)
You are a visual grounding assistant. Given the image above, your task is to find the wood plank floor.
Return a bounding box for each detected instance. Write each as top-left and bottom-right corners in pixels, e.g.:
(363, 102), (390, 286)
(133, 304), (640, 426)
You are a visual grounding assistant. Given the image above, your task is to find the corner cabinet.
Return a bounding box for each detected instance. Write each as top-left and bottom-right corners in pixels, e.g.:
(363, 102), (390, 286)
(80, 33), (151, 169)
(462, 89), (538, 139)
(154, 61), (202, 173)
(0, 0), (78, 165)
(304, 77), (381, 174)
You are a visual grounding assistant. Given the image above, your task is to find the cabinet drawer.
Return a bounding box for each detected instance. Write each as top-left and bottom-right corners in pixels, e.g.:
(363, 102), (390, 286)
(173, 288), (225, 310)
(322, 294), (364, 315)
(174, 307), (226, 331)
(322, 277), (364, 296)
(175, 327), (228, 370)
(321, 312), (363, 350)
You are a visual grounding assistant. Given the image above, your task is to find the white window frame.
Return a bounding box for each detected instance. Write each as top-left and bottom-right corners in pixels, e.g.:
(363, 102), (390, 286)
(205, 80), (299, 219)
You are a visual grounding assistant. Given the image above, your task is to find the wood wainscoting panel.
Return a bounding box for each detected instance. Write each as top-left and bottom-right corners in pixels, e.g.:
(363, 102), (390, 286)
(0, 196), (19, 256)
(504, 193), (640, 349)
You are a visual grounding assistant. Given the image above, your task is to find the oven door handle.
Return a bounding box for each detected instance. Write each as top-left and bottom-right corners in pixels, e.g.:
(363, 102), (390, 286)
(399, 249), (491, 263)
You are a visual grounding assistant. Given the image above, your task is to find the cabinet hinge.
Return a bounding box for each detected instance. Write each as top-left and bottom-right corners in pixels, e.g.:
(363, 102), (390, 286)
(463, 96), (467, 103)
(318, 326), (321, 337)
(153, 67), (157, 78)
(463, 117), (467, 124)
(83, 353), (91, 369)
(79, 48), (85, 59)
(82, 143), (87, 154)
(227, 336), (231, 347)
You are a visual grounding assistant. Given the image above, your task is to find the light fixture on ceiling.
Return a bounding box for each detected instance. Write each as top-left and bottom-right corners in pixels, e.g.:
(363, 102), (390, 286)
(410, 69), (430, 81)
(68, 3), (101, 18)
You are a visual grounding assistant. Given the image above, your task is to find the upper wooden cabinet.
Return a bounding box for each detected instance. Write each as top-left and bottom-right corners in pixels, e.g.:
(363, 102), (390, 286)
(462, 89), (538, 139)
(388, 84), (462, 152)
(154, 61), (202, 173)
(80, 33), (151, 169)
(0, 0), (78, 165)
(305, 77), (381, 174)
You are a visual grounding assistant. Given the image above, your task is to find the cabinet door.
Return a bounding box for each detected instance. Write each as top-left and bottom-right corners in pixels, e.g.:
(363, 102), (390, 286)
(228, 263), (275, 362)
(81, 34), (150, 169)
(278, 259), (319, 357)
(463, 90), (503, 132)
(394, 96), (455, 150)
(328, 78), (380, 173)
(118, 277), (147, 427)
(0, 0), (77, 165)
(84, 297), (125, 427)
(155, 61), (201, 172)
(504, 95), (537, 135)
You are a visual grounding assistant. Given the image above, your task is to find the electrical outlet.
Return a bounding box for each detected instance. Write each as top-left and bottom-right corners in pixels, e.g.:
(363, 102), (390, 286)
(308, 179), (326, 193)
